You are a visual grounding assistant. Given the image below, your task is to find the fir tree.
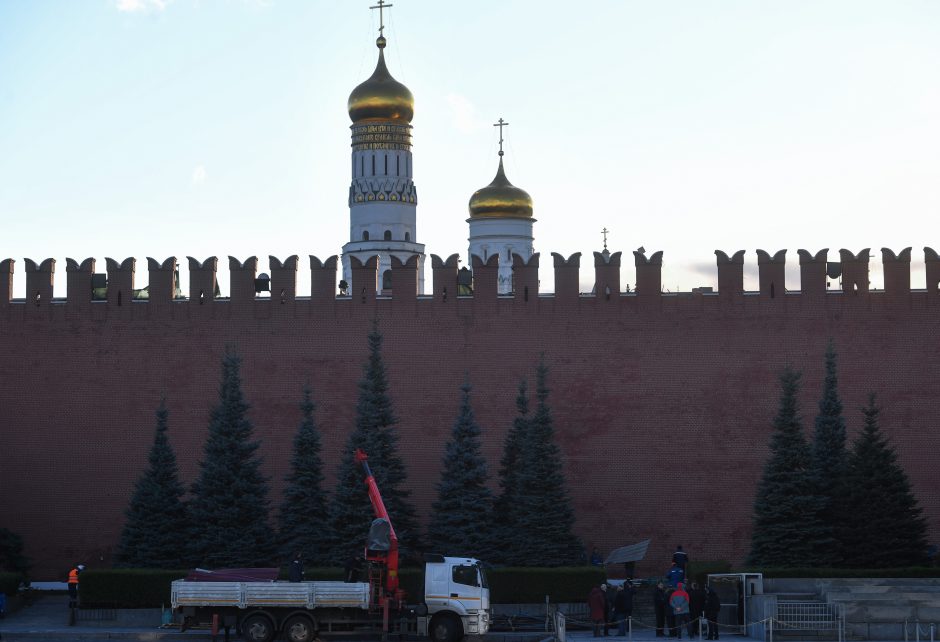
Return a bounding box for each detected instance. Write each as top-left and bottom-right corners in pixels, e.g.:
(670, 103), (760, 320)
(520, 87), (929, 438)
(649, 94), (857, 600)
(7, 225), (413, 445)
(748, 368), (828, 567)
(427, 378), (494, 558)
(513, 357), (583, 566)
(115, 399), (188, 568)
(490, 378), (530, 565)
(841, 393), (928, 568)
(0, 527), (31, 575)
(187, 349), (276, 567)
(278, 385), (333, 566)
(810, 340), (847, 565)
(327, 323), (419, 562)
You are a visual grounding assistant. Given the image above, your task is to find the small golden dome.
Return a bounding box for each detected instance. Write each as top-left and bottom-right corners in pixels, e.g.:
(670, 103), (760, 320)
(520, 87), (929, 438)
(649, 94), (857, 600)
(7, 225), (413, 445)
(468, 158), (533, 219)
(348, 37), (414, 124)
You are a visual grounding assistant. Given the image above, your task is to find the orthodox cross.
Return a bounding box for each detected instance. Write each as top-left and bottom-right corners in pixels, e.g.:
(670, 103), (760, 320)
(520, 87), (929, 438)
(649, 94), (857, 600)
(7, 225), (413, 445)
(602, 227), (609, 251)
(493, 117), (509, 157)
(370, 0), (392, 36)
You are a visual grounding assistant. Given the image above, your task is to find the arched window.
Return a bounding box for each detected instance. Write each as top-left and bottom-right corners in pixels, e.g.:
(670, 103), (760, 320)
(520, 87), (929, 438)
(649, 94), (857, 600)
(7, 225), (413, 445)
(384, 230), (392, 241)
(362, 231), (369, 241)
(405, 232), (410, 241)
(382, 270), (392, 290)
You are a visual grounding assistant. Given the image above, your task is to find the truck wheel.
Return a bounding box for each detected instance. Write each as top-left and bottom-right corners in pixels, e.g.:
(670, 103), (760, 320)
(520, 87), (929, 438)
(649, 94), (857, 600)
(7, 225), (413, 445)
(283, 614), (316, 642)
(241, 613), (275, 642)
(430, 614), (462, 642)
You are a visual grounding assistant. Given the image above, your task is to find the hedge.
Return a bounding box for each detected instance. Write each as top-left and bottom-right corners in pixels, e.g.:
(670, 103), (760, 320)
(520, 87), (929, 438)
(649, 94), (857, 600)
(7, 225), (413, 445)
(0, 571), (22, 596)
(79, 569), (188, 608)
(745, 566), (940, 578)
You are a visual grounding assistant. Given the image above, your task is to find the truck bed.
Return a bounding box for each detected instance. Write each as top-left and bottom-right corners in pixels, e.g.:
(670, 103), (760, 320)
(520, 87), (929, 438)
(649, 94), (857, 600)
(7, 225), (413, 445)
(171, 580), (372, 610)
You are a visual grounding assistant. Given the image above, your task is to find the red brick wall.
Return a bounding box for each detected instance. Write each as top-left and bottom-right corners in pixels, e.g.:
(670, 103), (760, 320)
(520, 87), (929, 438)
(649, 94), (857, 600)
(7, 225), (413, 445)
(1, 288), (939, 579)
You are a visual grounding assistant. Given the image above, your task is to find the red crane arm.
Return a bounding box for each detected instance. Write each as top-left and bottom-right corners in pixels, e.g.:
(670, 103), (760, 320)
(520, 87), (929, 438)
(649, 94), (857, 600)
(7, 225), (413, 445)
(354, 448), (400, 593)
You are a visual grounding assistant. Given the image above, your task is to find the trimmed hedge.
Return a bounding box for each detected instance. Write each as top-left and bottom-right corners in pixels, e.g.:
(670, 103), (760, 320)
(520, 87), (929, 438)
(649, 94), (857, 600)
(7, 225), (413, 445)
(747, 566), (940, 578)
(687, 560), (733, 586)
(79, 569), (188, 608)
(1, 571), (22, 596)
(487, 567), (606, 603)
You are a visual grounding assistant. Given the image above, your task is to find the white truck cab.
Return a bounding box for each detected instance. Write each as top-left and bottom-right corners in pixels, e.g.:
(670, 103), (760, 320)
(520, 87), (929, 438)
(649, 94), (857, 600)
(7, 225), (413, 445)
(422, 555), (490, 642)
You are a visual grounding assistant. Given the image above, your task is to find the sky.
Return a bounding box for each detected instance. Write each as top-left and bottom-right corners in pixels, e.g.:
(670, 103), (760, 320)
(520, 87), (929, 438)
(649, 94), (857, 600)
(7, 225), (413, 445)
(1, 0), (938, 298)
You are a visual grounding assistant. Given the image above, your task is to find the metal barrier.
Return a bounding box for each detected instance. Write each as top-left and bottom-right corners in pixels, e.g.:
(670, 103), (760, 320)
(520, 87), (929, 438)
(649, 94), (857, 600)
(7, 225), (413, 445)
(770, 602), (844, 642)
(905, 620), (937, 642)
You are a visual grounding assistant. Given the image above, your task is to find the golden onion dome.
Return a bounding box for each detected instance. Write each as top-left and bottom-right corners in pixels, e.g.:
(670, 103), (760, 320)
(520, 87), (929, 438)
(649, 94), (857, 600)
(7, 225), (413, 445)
(348, 36), (414, 124)
(468, 158), (533, 219)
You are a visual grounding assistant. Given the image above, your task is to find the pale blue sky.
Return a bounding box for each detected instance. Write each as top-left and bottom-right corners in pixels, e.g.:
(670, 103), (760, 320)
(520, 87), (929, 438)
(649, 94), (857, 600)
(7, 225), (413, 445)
(1, 0), (938, 297)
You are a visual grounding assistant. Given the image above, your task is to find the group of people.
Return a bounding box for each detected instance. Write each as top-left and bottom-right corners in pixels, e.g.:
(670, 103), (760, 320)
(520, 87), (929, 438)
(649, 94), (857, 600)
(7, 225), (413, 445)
(587, 581), (636, 637)
(587, 545), (721, 640)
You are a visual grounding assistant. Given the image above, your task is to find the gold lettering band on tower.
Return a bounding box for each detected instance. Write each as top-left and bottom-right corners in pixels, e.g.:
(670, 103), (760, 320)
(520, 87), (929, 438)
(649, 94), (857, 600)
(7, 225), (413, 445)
(351, 123), (412, 151)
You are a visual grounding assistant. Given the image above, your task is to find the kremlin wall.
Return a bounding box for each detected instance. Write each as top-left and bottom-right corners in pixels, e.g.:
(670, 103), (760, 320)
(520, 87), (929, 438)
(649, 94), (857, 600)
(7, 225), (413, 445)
(2, 247), (940, 578)
(2, 14), (940, 580)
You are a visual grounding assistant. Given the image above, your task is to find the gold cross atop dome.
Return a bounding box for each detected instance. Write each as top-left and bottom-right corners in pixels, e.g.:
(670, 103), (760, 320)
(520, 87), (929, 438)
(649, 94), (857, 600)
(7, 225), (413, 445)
(493, 117), (509, 157)
(370, 0), (392, 37)
(602, 227), (609, 251)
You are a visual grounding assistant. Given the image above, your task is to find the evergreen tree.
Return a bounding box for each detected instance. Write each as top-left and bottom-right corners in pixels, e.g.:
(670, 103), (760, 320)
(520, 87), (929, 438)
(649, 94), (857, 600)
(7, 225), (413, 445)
(513, 357), (583, 566)
(841, 393), (928, 568)
(187, 349), (276, 567)
(490, 378), (530, 565)
(115, 399), (188, 568)
(810, 340), (847, 565)
(427, 378), (494, 558)
(748, 368), (829, 567)
(278, 385), (333, 566)
(0, 527), (31, 575)
(327, 323), (419, 562)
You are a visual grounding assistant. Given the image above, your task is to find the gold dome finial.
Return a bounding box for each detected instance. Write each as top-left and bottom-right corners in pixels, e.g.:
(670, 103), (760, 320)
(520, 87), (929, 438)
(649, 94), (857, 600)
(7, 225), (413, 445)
(347, 1), (414, 123)
(468, 118), (534, 219)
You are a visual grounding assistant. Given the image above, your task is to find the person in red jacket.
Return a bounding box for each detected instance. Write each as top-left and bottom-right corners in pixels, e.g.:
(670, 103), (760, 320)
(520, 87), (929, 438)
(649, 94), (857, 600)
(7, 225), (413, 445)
(669, 582), (691, 639)
(588, 584), (607, 638)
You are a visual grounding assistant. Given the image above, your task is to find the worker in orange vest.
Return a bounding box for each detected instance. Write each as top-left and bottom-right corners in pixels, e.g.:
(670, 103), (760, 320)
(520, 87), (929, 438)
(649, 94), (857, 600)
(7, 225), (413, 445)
(67, 564), (85, 608)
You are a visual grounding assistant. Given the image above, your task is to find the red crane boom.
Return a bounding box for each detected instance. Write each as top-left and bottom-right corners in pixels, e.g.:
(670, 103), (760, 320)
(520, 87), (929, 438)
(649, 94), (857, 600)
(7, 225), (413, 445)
(354, 448), (400, 595)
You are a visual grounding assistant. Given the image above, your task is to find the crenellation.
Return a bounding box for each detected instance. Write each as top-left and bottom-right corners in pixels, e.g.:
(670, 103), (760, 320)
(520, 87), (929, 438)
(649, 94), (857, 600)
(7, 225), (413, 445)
(512, 252), (539, 302)
(470, 254), (499, 301)
(797, 248), (828, 298)
(430, 253), (459, 302)
(269, 255), (298, 303)
(881, 247), (912, 297)
(228, 256), (258, 304)
(593, 251), (621, 301)
(756, 249), (786, 299)
(187, 256), (218, 305)
(634, 250), (663, 299)
(0, 259), (12, 305)
(390, 255), (419, 301)
(839, 248), (870, 295)
(715, 250), (745, 300)
(146, 257), (177, 305)
(551, 252), (581, 302)
(24, 258), (55, 307)
(350, 255), (379, 304)
(926, 247), (939, 295)
(310, 255), (338, 303)
(66, 257), (96, 308)
(105, 257), (135, 307)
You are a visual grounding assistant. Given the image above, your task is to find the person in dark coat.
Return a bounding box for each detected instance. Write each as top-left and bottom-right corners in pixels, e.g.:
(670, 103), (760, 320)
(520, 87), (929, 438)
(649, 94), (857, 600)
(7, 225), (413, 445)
(687, 581), (707, 638)
(613, 585), (629, 636)
(603, 583), (616, 636)
(589, 584), (607, 638)
(673, 545), (689, 572)
(705, 585), (721, 640)
(654, 582), (667, 637)
(664, 586), (677, 637)
(289, 552), (304, 582)
(666, 563), (685, 588)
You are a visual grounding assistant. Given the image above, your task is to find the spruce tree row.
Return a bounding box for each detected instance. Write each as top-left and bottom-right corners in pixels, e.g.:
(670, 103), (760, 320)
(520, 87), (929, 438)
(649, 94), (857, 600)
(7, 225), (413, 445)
(749, 341), (928, 569)
(116, 332), (582, 569)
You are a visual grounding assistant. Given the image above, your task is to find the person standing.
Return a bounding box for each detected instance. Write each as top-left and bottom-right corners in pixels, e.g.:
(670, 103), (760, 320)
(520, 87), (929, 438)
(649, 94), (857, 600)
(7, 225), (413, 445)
(654, 581), (667, 637)
(673, 545), (689, 572)
(589, 584), (607, 638)
(705, 584), (721, 640)
(289, 552), (304, 583)
(687, 581), (707, 638)
(665, 586), (677, 637)
(613, 584), (628, 636)
(67, 564), (85, 609)
(666, 562), (684, 588)
(602, 583), (615, 636)
(669, 582), (691, 639)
